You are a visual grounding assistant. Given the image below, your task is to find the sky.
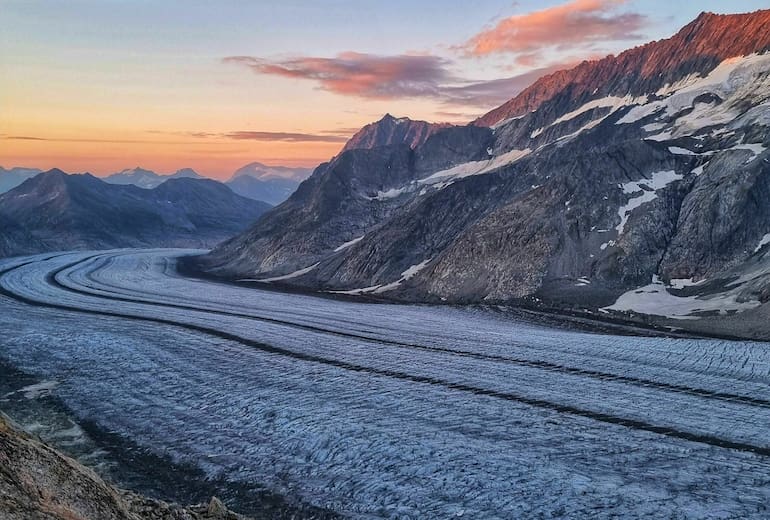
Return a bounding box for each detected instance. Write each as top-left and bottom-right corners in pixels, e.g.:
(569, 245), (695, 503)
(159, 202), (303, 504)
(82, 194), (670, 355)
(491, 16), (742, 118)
(1, 0), (767, 179)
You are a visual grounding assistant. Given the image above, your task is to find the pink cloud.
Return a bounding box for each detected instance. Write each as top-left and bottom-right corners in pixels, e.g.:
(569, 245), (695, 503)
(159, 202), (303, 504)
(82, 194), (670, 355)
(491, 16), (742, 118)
(463, 0), (647, 57)
(223, 53), (451, 100)
(224, 52), (574, 110)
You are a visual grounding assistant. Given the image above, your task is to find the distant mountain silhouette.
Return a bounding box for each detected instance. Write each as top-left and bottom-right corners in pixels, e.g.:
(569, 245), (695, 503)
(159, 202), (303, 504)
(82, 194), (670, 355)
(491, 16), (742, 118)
(0, 169), (271, 257)
(225, 161), (312, 205)
(104, 166), (203, 189)
(0, 166), (43, 194)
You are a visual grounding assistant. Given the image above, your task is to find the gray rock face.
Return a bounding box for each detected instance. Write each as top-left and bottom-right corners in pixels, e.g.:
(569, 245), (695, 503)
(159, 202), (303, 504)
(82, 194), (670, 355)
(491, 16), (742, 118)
(199, 10), (770, 329)
(0, 170), (271, 257)
(659, 151), (770, 281)
(413, 125), (494, 175)
(202, 145), (417, 276)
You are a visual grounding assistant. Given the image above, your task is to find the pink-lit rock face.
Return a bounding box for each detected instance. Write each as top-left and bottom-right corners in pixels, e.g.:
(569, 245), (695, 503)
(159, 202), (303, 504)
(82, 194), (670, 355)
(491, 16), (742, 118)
(341, 114), (452, 153)
(475, 10), (770, 127)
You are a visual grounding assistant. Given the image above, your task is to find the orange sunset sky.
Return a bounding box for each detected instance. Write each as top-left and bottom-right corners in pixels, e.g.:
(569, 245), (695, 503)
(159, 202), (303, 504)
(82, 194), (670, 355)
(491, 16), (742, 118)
(2, 0), (766, 180)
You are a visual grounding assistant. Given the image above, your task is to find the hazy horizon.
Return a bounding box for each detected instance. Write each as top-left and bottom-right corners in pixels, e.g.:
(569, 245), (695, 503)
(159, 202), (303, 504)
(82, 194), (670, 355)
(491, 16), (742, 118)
(2, 0), (767, 179)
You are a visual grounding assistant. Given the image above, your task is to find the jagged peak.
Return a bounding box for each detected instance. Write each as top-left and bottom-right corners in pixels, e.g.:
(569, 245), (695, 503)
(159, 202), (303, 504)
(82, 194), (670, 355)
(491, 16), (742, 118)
(171, 167), (201, 177)
(342, 114), (451, 153)
(40, 168), (68, 179)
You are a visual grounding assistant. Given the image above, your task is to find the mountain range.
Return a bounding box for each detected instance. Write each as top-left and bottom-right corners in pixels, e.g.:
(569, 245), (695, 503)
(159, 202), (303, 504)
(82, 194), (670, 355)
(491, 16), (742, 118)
(103, 167), (203, 189)
(1, 163), (313, 206)
(0, 167), (43, 193)
(0, 170), (271, 257)
(196, 9), (770, 337)
(104, 164), (313, 205)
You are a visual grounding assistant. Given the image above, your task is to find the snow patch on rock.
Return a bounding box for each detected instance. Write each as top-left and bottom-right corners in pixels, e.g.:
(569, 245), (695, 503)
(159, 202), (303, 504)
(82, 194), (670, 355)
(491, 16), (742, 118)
(334, 236), (365, 252)
(420, 149), (531, 186)
(331, 259), (432, 295)
(616, 170), (682, 235)
(604, 275), (759, 319)
(246, 262), (320, 283)
(366, 187), (409, 200)
(553, 95), (642, 126)
(8, 381), (60, 400)
(754, 234), (770, 253)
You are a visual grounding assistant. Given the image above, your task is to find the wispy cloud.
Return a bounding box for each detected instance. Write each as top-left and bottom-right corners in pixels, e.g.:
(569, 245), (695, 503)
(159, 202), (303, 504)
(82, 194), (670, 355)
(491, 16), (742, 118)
(224, 52), (572, 109)
(433, 110), (481, 121)
(461, 0), (647, 62)
(146, 129), (351, 143)
(224, 53), (452, 100)
(3, 135), (195, 145)
(4, 131), (352, 145)
(223, 131), (349, 143)
(5, 136), (49, 141)
(441, 64), (572, 107)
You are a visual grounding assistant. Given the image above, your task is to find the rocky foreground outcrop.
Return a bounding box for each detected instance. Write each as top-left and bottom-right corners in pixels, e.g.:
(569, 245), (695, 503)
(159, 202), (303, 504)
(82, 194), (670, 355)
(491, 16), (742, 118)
(0, 413), (249, 520)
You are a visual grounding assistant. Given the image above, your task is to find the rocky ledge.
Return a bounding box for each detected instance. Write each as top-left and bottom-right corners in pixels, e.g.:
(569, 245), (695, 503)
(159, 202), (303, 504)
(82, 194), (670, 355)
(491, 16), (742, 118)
(0, 412), (248, 520)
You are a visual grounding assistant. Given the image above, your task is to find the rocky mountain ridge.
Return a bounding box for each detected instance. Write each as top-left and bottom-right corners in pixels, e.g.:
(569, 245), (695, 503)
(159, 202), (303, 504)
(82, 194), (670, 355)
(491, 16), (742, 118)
(196, 10), (770, 336)
(474, 10), (770, 128)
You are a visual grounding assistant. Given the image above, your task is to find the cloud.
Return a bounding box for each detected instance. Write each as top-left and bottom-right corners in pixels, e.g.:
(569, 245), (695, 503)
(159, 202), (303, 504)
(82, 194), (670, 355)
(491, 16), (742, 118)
(462, 0), (647, 59)
(224, 52), (571, 110)
(318, 127), (364, 136)
(434, 110), (481, 120)
(442, 64), (571, 107)
(4, 132), (349, 145)
(223, 131), (349, 143)
(224, 53), (452, 100)
(3, 135), (192, 145)
(150, 129), (353, 143)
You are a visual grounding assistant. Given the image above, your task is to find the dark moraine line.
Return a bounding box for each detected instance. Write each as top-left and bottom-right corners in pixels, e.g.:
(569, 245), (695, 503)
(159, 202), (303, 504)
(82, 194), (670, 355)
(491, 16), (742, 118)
(64, 251), (770, 412)
(2, 254), (770, 456)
